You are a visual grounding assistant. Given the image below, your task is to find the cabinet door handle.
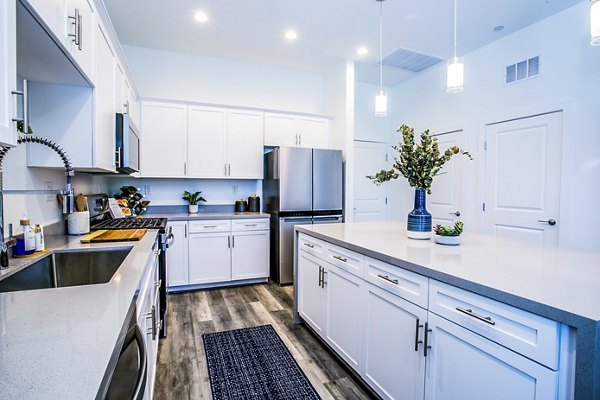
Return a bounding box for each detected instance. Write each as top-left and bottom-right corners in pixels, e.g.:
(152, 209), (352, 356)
(77, 12), (82, 50)
(12, 79), (28, 130)
(228, 235), (231, 248)
(68, 9), (81, 49)
(115, 147), (122, 168)
(423, 322), (432, 357)
(322, 270), (327, 287)
(414, 319), (424, 351)
(456, 307), (496, 325)
(184, 162), (187, 175)
(377, 274), (399, 285)
(298, 133), (302, 146)
(184, 224), (187, 238)
(303, 242), (315, 248)
(228, 163), (231, 176)
(318, 266), (323, 287)
(232, 235), (235, 248)
(332, 255), (347, 263)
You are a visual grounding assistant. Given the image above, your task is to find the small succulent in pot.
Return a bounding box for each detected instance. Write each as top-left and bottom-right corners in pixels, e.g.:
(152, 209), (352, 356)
(433, 221), (464, 246)
(182, 191), (206, 214)
(433, 221), (464, 236)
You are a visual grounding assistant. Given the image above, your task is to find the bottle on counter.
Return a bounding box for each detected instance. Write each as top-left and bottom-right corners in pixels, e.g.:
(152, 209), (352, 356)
(15, 214), (35, 256)
(34, 224), (45, 252)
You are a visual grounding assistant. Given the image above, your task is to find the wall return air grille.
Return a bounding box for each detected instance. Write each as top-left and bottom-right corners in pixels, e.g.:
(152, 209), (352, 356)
(505, 56), (540, 84)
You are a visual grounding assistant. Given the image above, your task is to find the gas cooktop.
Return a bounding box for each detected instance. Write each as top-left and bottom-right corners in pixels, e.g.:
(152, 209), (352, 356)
(91, 217), (167, 230)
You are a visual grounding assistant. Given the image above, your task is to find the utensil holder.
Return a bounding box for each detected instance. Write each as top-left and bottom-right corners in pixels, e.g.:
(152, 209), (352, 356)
(68, 211), (90, 235)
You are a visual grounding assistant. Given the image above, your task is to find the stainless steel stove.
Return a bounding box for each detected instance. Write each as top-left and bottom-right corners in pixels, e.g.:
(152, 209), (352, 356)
(91, 217), (167, 231)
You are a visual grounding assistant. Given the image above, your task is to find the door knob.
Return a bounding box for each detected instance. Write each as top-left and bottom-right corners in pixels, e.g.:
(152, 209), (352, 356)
(537, 219), (557, 226)
(449, 211), (461, 217)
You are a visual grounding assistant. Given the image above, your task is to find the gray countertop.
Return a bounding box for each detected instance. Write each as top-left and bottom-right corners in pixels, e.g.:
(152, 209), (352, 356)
(147, 212), (270, 221)
(295, 221), (600, 399)
(0, 231), (159, 399)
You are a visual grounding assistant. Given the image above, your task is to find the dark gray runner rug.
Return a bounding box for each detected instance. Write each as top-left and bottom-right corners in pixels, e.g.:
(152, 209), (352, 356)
(202, 324), (321, 400)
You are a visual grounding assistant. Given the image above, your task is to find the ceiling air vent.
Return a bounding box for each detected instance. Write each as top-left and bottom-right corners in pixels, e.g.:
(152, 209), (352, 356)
(506, 56), (540, 84)
(381, 48), (444, 73)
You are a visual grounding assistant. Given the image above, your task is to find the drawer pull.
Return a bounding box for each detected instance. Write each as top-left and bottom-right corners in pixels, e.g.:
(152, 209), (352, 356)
(245, 224), (257, 227)
(332, 255), (347, 263)
(456, 307), (496, 326)
(203, 225), (218, 228)
(303, 242), (315, 248)
(377, 274), (399, 285)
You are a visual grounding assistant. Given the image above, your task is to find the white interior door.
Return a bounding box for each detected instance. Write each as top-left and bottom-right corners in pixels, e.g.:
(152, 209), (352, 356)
(484, 112), (562, 245)
(428, 130), (464, 226)
(353, 141), (387, 222)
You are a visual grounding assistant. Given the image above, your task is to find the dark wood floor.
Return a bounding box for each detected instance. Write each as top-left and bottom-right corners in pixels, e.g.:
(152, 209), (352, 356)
(153, 283), (373, 400)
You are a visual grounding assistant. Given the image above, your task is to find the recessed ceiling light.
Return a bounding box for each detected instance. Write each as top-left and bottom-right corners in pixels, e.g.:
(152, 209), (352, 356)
(284, 30), (298, 41)
(356, 46), (369, 55)
(194, 11), (209, 22)
(494, 25), (504, 32)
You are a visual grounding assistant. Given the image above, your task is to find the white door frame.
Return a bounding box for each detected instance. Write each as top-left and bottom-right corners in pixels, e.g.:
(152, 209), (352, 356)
(476, 100), (572, 245)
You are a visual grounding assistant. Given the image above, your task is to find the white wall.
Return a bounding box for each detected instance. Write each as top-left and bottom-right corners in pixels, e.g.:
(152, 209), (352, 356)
(123, 45), (326, 114)
(354, 81), (394, 143)
(108, 177), (260, 208)
(388, 2), (600, 251)
(3, 145), (109, 234)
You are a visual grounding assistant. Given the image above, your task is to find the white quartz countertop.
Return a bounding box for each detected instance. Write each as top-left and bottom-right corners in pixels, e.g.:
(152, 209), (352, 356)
(0, 231), (159, 400)
(147, 212), (270, 221)
(296, 221), (600, 323)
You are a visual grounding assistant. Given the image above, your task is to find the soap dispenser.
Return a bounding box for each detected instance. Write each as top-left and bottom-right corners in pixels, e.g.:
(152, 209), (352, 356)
(15, 214), (35, 256)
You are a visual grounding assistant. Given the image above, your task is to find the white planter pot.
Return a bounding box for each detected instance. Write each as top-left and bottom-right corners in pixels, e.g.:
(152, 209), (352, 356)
(188, 204), (199, 214)
(434, 235), (461, 246)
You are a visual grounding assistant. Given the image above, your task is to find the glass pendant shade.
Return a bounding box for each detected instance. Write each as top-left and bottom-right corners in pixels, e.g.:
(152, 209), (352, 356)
(446, 57), (464, 93)
(592, 0), (600, 45)
(375, 90), (388, 117)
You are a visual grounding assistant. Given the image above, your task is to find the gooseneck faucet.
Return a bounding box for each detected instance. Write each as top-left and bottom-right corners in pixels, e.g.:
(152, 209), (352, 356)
(0, 135), (75, 268)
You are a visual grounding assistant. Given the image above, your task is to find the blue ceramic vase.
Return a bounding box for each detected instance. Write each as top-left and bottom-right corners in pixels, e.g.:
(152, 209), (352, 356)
(407, 188), (432, 239)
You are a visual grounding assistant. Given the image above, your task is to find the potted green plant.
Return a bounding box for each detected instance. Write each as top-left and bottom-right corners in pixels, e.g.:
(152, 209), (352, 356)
(368, 124), (471, 239)
(182, 190), (206, 214)
(433, 221), (464, 246)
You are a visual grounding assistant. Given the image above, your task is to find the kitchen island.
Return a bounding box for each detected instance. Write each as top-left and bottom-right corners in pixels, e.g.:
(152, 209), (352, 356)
(0, 231), (159, 399)
(294, 221), (600, 400)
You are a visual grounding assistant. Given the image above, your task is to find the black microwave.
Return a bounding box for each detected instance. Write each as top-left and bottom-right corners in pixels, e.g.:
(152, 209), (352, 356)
(115, 113), (140, 174)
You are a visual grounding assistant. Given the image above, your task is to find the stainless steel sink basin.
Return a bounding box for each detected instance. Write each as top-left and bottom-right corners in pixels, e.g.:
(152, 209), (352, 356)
(0, 248), (131, 293)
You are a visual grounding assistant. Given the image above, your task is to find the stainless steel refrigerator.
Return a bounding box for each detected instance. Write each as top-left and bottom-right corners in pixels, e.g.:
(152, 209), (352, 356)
(264, 147), (343, 285)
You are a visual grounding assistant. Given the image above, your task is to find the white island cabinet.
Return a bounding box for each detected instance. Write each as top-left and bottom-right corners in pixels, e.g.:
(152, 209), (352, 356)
(294, 222), (583, 400)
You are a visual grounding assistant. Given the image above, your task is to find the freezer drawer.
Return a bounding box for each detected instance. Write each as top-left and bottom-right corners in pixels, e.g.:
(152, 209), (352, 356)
(275, 216), (313, 285)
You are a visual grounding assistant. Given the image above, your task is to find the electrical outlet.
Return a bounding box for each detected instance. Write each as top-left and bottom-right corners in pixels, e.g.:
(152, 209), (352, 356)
(232, 185), (239, 196)
(45, 182), (54, 202)
(144, 185), (152, 195)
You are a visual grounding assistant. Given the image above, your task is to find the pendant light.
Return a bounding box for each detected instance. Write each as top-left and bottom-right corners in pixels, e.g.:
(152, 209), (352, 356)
(375, 0), (387, 117)
(447, 0), (464, 93)
(592, 0), (600, 45)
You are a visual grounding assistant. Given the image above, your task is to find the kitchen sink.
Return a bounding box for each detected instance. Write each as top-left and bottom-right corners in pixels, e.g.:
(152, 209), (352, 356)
(0, 248), (131, 293)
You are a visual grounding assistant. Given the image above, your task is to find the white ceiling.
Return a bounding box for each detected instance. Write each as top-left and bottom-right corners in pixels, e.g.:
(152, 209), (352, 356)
(103, 0), (584, 86)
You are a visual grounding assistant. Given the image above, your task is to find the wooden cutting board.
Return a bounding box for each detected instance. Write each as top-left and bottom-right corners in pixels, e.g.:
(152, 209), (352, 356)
(80, 229), (147, 243)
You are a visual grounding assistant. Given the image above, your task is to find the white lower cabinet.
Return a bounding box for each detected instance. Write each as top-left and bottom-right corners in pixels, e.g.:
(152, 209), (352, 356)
(363, 283), (427, 400)
(296, 233), (574, 400)
(297, 247), (364, 371)
(424, 312), (557, 400)
(297, 251), (327, 335)
(189, 232), (232, 284)
(325, 265), (363, 371)
(167, 218), (270, 290)
(166, 221), (189, 287)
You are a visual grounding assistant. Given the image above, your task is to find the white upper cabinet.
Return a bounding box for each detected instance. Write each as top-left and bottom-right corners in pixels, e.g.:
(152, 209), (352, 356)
(64, 0), (95, 80)
(114, 62), (125, 114)
(25, 0), (66, 41)
(227, 110), (263, 178)
(0, 0), (17, 147)
(142, 102), (264, 179)
(264, 112), (330, 149)
(187, 106), (227, 178)
(140, 101), (187, 177)
(93, 21), (116, 171)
